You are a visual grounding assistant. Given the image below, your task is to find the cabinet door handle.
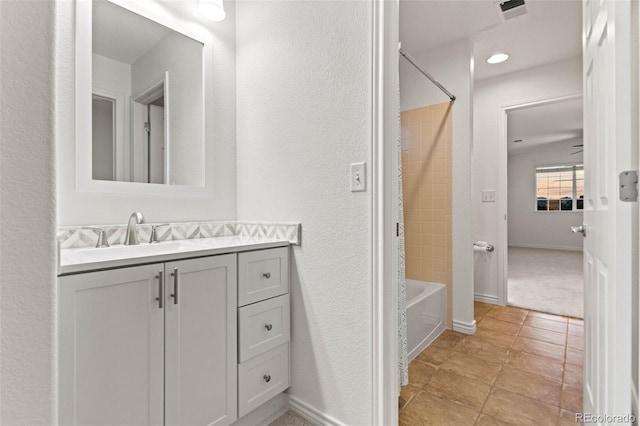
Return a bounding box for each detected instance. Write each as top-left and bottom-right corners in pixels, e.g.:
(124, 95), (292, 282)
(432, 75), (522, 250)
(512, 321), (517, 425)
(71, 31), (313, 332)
(263, 374), (271, 383)
(265, 324), (273, 331)
(171, 267), (179, 305)
(263, 272), (271, 279)
(155, 270), (164, 309)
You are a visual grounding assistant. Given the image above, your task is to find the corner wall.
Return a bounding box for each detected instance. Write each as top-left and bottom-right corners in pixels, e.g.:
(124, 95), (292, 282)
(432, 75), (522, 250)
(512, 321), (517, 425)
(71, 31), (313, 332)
(473, 57), (582, 303)
(236, 2), (373, 424)
(399, 39), (475, 332)
(0, 1), (57, 423)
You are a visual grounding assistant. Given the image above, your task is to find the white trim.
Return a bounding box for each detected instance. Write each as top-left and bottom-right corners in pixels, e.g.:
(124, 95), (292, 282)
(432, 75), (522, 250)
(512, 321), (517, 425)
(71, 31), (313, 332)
(287, 395), (344, 426)
(509, 243), (583, 252)
(452, 319), (477, 335)
(371, 1), (399, 425)
(497, 93), (583, 307)
(474, 293), (499, 305)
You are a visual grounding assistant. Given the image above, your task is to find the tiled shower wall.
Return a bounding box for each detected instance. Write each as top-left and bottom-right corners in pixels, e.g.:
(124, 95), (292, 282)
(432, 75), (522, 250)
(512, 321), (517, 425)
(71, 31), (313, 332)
(401, 102), (453, 327)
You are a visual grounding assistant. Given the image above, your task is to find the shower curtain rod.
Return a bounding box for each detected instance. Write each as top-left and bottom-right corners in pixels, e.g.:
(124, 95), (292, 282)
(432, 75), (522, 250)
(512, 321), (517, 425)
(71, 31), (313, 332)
(399, 47), (456, 102)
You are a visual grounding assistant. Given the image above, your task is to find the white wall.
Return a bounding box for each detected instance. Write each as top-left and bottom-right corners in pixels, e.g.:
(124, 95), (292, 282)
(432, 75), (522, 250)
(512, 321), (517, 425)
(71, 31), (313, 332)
(399, 39), (475, 331)
(131, 32), (203, 186)
(56, 1), (237, 226)
(236, 2), (372, 424)
(0, 1), (57, 423)
(508, 139), (584, 251)
(473, 57), (582, 302)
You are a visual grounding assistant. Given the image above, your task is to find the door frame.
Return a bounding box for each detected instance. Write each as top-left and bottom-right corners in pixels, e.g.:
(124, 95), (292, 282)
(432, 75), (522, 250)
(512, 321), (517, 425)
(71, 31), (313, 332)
(496, 93), (583, 306)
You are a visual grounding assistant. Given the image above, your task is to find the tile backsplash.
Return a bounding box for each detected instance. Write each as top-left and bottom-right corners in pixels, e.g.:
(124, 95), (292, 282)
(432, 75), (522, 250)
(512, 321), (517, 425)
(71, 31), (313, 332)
(58, 221), (301, 249)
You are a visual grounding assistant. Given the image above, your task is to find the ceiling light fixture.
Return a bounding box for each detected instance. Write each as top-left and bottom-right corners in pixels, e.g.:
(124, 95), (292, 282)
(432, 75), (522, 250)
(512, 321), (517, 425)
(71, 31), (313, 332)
(198, 0), (226, 22)
(487, 53), (510, 64)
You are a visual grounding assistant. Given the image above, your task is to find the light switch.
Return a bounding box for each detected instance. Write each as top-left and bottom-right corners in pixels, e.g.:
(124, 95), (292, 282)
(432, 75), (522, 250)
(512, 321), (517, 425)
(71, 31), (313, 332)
(482, 190), (496, 203)
(350, 162), (366, 192)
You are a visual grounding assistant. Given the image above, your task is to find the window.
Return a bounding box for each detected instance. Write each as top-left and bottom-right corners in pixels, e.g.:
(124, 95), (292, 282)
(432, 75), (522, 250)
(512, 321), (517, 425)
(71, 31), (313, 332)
(536, 164), (584, 212)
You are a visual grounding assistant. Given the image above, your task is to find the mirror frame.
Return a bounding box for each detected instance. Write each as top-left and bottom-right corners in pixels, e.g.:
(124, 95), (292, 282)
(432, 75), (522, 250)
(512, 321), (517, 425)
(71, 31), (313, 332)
(76, 0), (212, 196)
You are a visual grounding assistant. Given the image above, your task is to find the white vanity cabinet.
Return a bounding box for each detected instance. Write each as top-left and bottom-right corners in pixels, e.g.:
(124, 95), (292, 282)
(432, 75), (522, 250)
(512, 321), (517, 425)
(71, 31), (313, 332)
(58, 254), (237, 426)
(237, 248), (290, 418)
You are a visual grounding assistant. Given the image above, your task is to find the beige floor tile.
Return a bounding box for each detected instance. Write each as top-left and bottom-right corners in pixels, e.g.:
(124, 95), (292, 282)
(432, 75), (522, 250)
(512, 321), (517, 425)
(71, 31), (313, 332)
(525, 316), (568, 333)
(558, 409), (581, 425)
(566, 348), (583, 366)
(506, 350), (564, 382)
(478, 317), (521, 335)
(399, 390), (479, 426)
(408, 360), (437, 388)
(494, 366), (562, 406)
(482, 388), (559, 426)
(458, 336), (510, 364)
(415, 344), (453, 366)
(512, 336), (566, 361)
(440, 352), (503, 385)
(568, 323), (584, 337)
(474, 328), (517, 348)
(425, 370), (491, 409)
(527, 311), (569, 323)
(518, 325), (567, 346)
(486, 308), (527, 325)
(563, 363), (583, 386)
(399, 385), (421, 411)
(561, 383), (583, 412)
(496, 305), (528, 316)
(475, 414), (514, 426)
(431, 331), (465, 350)
(567, 334), (584, 351)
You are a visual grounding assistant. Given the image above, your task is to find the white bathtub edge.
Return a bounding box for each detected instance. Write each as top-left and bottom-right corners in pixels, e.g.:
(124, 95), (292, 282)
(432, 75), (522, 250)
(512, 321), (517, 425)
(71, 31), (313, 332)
(453, 319), (477, 335)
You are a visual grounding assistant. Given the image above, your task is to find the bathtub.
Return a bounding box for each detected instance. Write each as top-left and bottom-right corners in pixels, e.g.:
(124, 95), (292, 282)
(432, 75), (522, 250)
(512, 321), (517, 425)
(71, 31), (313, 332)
(406, 279), (446, 361)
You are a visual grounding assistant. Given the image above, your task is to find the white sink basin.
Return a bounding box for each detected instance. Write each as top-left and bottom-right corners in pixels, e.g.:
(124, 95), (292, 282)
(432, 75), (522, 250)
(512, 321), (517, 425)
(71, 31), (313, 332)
(62, 240), (204, 264)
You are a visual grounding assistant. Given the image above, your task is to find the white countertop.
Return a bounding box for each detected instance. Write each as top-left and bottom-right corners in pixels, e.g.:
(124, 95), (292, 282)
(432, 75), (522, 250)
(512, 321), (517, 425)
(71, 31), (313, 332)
(58, 236), (290, 275)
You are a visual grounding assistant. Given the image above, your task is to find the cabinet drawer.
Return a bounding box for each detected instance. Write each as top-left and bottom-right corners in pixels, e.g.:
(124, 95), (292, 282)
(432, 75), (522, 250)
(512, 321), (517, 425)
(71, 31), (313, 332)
(238, 343), (289, 418)
(238, 294), (290, 362)
(238, 247), (289, 306)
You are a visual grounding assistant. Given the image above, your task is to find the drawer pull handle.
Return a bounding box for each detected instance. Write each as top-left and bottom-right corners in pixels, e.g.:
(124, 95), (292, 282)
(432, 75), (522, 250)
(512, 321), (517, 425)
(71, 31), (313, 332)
(263, 374), (271, 383)
(263, 272), (271, 279)
(155, 270), (164, 309)
(170, 267), (179, 305)
(265, 324), (273, 331)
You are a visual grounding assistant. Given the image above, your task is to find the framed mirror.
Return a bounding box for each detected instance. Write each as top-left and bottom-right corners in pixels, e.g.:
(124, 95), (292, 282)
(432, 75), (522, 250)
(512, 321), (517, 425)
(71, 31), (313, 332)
(76, 0), (212, 195)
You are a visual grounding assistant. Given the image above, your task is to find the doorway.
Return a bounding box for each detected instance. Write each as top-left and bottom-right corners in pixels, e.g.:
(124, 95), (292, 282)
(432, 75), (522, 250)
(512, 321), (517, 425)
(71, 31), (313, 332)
(504, 96), (584, 318)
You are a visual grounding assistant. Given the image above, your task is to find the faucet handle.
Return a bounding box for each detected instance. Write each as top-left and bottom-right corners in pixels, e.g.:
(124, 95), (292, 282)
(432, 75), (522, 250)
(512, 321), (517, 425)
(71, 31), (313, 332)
(149, 224), (170, 244)
(84, 227), (110, 248)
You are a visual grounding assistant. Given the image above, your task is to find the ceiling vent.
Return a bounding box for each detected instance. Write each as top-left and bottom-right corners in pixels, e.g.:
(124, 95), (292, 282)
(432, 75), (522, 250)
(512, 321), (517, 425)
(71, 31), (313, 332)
(496, 0), (527, 21)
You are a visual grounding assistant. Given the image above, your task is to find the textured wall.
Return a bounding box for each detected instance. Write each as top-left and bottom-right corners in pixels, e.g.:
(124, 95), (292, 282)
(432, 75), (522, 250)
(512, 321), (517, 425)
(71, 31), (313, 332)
(55, 0), (237, 226)
(236, 2), (372, 424)
(473, 57), (582, 301)
(401, 103), (453, 327)
(0, 1), (57, 423)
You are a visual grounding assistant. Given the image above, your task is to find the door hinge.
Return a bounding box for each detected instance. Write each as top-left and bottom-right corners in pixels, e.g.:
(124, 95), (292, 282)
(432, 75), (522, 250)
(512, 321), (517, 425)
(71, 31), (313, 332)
(144, 121), (151, 133)
(619, 170), (638, 202)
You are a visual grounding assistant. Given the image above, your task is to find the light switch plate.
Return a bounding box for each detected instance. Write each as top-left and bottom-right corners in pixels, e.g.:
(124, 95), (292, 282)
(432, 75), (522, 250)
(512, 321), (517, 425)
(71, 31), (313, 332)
(350, 162), (366, 192)
(482, 190), (496, 203)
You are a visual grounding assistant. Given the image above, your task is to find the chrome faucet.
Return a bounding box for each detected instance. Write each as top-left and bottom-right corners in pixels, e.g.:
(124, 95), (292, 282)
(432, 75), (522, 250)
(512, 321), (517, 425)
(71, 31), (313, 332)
(124, 212), (145, 245)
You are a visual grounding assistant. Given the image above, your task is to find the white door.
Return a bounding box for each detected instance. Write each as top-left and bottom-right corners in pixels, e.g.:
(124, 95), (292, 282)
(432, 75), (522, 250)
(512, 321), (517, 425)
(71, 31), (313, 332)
(58, 264), (165, 426)
(583, 0), (636, 419)
(149, 104), (165, 184)
(164, 254), (238, 426)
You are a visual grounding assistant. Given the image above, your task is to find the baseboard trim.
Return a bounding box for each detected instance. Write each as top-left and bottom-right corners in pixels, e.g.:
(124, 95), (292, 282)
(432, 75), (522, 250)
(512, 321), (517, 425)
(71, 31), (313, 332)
(453, 319), (477, 335)
(287, 395), (346, 426)
(474, 293), (499, 304)
(509, 243), (583, 252)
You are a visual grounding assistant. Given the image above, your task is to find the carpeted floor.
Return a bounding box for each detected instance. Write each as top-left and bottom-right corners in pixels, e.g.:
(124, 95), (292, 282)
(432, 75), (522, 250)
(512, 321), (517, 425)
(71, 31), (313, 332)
(269, 411), (314, 426)
(508, 247), (583, 319)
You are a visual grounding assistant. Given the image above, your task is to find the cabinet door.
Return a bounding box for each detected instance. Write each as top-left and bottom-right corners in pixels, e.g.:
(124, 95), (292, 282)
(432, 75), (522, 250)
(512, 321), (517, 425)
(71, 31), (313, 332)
(164, 254), (237, 426)
(58, 264), (164, 426)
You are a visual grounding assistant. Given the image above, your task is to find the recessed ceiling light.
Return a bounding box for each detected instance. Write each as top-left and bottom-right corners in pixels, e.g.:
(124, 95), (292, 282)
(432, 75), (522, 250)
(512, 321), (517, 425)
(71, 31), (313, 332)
(487, 53), (510, 64)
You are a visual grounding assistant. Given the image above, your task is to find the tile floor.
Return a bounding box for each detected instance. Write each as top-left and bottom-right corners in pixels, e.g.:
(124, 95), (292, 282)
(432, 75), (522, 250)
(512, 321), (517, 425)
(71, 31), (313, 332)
(399, 302), (584, 426)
